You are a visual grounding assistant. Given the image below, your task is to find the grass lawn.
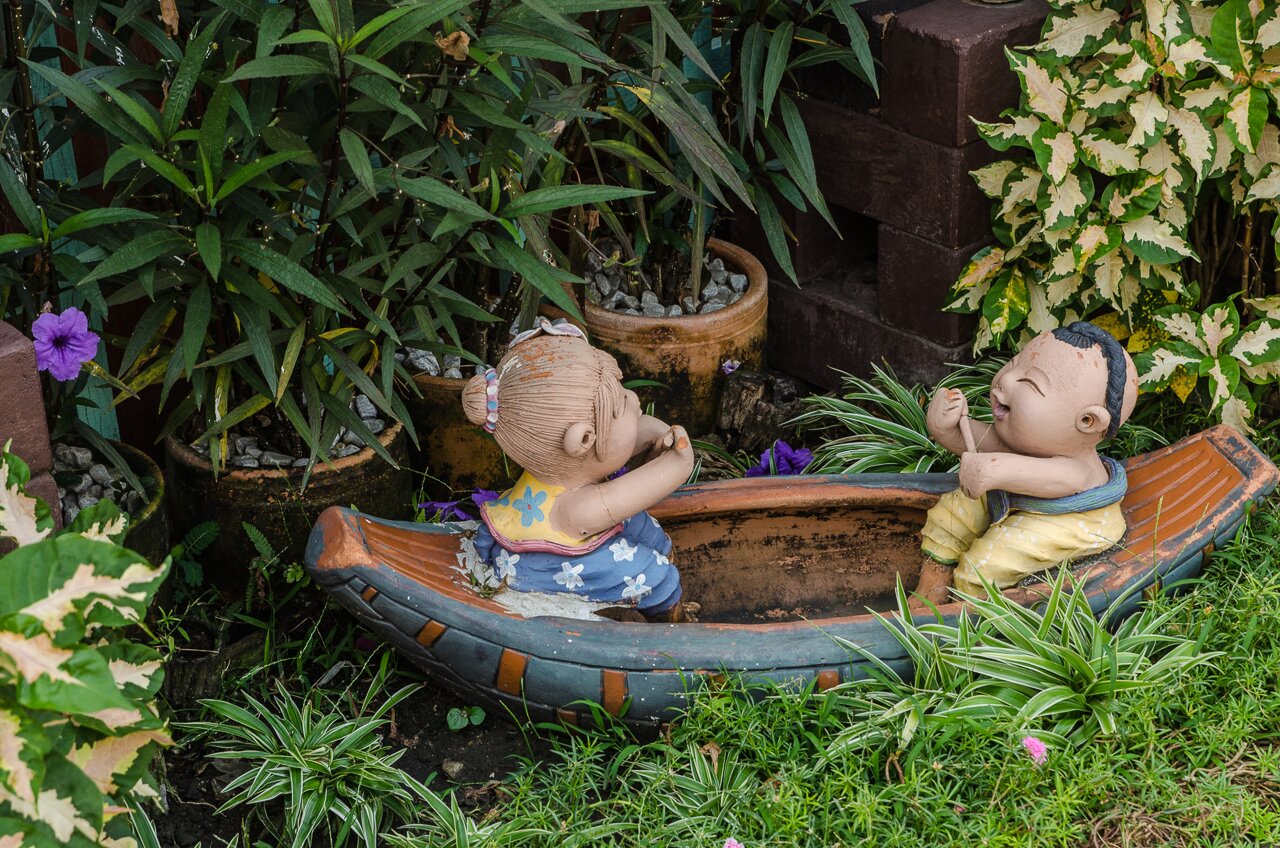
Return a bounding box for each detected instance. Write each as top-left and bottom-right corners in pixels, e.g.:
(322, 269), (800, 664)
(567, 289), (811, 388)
(488, 507), (1280, 847)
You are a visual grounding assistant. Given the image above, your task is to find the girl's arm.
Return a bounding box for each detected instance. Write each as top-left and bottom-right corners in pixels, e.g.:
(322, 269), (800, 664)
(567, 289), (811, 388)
(555, 426), (695, 539)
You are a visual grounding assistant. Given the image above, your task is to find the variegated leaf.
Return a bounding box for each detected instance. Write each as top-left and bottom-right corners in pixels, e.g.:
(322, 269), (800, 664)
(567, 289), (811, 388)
(1009, 50), (1069, 125)
(0, 457), (50, 548)
(1047, 270), (1084, 309)
(0, 631), (77, 685)
(1201, 355), (1240, 412)
(1036, 4), (1121, 60)
(1104, 173), (1164, 221)
(1078, 79), (1131, 114)
(1079, 130), (1141, 174)
(1242, 124), (1280, 178)
(1091, 247), (1128, 304)
(1198, 301), (1240, 355)
(1140, 137), (1189, 195)
(1155, 309), (1208, 350)
(19, 562), (154, 632)
(1167, 106), (1216, 182)
(1000, 168), (1043, 218)
(1127, 90), (1171, 148)
(0, 786), (93, 843)
(1245, 294), (1280, 320)
(1110, 42), (1155, 87)
(1033, 125), (1079, 184)
(1259, 5), (1280, 50)
(1040, 170), (1093, 229)
(1230, 317), (1280, 370)
(1025, 278), (1058, 334)
(1178, 78), (1232, 112)
(1090, 311), (1131, 341)
(1208, 123), (1236, 178)
(955, 246), (1006, 293)
(1164, 35), (1219, 78)
(983, 268), (1031, 335)
(1225, 85), (1268, 154)
(1245, 164), (1280, 202)
(974, 115), (1043, 151)
(0, 711), (38, 804)
(70, 731), (170, 795)
(1219, 387), (1254, 433)
(1074, 221), (1122, 271)
(971, 161), (1018, 198)
(1135, 343), (1200, 389)
(1169, 366), (1198, 401)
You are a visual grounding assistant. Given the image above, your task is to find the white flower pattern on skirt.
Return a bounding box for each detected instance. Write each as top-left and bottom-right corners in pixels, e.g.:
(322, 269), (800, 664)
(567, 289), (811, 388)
(609, 538), (637, 562)
(495, 549), (520, 580)
(621, 573), (651, 600)
(554, 561), (585, 591)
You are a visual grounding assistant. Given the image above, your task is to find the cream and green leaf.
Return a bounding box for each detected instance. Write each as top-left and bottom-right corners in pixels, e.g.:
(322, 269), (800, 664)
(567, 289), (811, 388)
(0, 449), (169, 847)
(950, 0), (1280, 432)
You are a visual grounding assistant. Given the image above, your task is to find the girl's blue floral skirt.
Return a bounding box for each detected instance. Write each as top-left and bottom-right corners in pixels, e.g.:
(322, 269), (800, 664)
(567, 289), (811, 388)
(473, 511), (683, 615)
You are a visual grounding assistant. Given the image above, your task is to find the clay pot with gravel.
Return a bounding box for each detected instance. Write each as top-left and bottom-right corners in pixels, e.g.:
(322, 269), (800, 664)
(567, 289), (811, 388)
(164, 420), (413, 591)
(52, 440), (169, 565)
(397, 350), (513, 497)
(574, 237), (768, 435)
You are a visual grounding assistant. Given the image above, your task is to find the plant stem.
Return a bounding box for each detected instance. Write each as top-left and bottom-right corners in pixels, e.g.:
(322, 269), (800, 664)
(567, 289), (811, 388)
(311, 52), (350, 274)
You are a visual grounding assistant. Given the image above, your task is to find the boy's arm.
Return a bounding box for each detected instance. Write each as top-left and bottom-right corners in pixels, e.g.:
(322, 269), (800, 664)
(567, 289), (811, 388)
(958, 452), (1099, 500)
(926, 388), (1013, 456)
(554, 426), (695, 539)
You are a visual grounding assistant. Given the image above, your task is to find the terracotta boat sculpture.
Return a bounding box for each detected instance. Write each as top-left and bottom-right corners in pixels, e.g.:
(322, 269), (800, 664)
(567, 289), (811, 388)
(306, 425), (1277, 730)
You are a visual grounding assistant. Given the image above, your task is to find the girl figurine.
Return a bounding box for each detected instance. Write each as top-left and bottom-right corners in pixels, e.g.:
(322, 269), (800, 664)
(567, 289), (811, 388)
(461, 319), (696, 621)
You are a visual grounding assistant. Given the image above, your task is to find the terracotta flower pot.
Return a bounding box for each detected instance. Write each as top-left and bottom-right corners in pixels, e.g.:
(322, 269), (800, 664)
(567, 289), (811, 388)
(114, 441), (170, 567)
(164, 423), (413, 591)
(404, 372), (514, 496)
(582, 238), (768, 435)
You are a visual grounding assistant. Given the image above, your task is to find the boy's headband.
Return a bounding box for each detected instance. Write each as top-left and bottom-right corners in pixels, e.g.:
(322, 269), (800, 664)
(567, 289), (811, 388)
(483, 318), (588, 433)
(1050, 321), (1127, 439)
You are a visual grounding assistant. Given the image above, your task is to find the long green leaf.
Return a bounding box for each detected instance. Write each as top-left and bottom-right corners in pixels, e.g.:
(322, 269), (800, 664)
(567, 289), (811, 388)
(163, 12), (227, 140)
(761, 21), (794, 125)
(500, 185), (649, 218)
(78, 230), (188, 287)
(225, 55), (329, 82)
(51, 209), (156, 240)
(225, 242), (348, 314)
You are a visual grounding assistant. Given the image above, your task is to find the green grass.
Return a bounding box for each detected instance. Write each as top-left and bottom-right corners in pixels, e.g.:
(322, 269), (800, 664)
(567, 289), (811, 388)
(478, 503), (1280, 848)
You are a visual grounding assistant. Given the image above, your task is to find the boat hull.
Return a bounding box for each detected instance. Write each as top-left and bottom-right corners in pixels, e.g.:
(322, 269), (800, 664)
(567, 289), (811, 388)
(306, 425), (1278, 729)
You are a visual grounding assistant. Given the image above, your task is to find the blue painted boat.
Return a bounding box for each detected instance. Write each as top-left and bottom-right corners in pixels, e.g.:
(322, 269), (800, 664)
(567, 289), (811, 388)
(306, 425), (1277, 730)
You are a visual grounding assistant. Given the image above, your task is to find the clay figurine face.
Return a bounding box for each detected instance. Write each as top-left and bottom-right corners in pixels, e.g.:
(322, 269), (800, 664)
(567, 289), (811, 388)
(565, 383), (642, 482)
(988, 332), (1125, 458)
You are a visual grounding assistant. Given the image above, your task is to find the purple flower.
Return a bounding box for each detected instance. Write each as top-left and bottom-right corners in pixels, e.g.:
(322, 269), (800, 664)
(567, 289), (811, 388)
(744, 440), (812, 477)
(419, 499), (473, 521)
(721, 359), (740, 376)
(470, 489), (500, 509)
(32, 307), (99, 382)
(1021, 735), (1048, 765)
(608, 465), (629, 480)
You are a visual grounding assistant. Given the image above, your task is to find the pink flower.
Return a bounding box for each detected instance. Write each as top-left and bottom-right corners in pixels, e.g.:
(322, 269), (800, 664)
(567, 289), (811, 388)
(723, 840), (743, 848)
(32, 307), (99, 382)
(1021, 735), (1048, 765)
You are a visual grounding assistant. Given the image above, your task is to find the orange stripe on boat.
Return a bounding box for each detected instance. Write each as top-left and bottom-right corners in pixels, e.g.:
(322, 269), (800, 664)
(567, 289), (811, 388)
(361, 586), (378, 602)
(416, 620), (446, 647)
(602, 669), (628, 715)
(557, 708), (579, 726)
(496, 648), (528, 695)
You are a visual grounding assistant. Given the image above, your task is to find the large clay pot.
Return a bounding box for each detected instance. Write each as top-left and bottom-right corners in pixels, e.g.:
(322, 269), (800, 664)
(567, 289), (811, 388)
(115, 441), (170, 567)
(404, 373), (514, 496)
(164, 423), (413, 591)
(582, 238), (768, 435)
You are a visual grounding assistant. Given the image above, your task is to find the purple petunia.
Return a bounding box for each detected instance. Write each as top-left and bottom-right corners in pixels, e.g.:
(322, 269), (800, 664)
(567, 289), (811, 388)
(32, 307), (99, 382)
(744, 439), (812, 477)
(419, 499), (472, 522)
(721, 358), (741, 376)
(608, 465), (629, 480)
(470, 489), (500, 509)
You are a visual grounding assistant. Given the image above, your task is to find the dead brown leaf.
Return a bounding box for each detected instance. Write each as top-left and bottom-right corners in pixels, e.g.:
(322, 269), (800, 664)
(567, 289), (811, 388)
(160, 0), (180, 38)
(699, 741), (721, 771)
(435, 30), (471, 62)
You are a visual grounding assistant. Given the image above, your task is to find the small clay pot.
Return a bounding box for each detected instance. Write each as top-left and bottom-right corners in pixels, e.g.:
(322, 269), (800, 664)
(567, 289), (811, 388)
(581, 238), (768, 435)
(404, 372), (514, 496)
(164, 423), (413, 592)
(114, 441), (170, 567)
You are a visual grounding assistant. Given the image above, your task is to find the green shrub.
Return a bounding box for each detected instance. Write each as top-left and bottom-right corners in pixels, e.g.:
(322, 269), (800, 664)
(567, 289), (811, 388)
(950, 0), (1280, 433)
(0, 447), (169, 847)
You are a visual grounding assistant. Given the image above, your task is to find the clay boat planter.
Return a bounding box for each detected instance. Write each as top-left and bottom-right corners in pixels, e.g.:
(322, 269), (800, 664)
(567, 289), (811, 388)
(578, 237), (768, 436)
(403, 372), (514, 496)
(166, 423), (413, 591)
(305, 426), (1277, 731)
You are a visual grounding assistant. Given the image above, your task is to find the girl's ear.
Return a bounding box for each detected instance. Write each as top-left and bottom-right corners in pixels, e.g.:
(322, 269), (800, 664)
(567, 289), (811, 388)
(563, 422), (597, 459)
(1077, 404), (1111, 436)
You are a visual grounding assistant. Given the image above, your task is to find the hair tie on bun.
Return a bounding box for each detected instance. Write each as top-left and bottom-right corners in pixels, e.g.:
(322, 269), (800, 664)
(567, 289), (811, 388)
(482, 367), (500, 433)
(509, 316), (586, 349)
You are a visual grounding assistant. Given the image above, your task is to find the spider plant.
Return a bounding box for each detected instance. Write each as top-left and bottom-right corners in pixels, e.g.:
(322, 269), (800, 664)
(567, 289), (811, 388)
(793, 359), (1004, 474)
(824, 569), (1219, 760)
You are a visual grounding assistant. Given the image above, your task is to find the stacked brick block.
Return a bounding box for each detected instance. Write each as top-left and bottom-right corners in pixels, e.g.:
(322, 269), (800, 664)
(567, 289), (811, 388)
(738, 0), (1048, 389)
(0, 321), (61, 532)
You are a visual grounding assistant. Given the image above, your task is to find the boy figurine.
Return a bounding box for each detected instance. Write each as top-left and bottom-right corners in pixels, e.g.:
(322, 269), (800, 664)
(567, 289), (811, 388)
(911, 321), (1139, 608)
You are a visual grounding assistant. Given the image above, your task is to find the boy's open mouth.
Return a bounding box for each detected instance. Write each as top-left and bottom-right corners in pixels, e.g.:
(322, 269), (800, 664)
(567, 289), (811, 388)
(992, 398), (1011, 421)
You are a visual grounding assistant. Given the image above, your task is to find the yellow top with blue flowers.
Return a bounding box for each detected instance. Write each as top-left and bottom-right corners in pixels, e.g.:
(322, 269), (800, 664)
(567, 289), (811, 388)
(479, 471), (623, 555)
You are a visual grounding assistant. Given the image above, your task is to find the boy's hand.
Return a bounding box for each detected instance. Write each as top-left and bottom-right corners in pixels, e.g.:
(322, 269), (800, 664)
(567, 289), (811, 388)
(659, 425), (695, 472)
(958, 452), (990, 499)
(926, 388), (968, 440)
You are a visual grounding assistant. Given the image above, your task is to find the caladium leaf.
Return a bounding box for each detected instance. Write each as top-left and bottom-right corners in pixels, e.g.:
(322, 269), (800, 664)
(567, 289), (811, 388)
(1036, 4), (1121, 61)
(1121, 214), (1197, 264)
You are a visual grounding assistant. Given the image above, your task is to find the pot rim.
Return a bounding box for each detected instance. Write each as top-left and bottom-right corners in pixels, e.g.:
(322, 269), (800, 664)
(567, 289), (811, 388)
(164, 420), (405, 480)
(110, 440), (165, 526)
(581, 237), (767, 333)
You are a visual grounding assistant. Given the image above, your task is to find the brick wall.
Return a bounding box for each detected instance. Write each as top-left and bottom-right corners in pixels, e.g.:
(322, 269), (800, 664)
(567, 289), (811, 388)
(735, 0), (1049, 389)
(0, 321), (61, 533)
